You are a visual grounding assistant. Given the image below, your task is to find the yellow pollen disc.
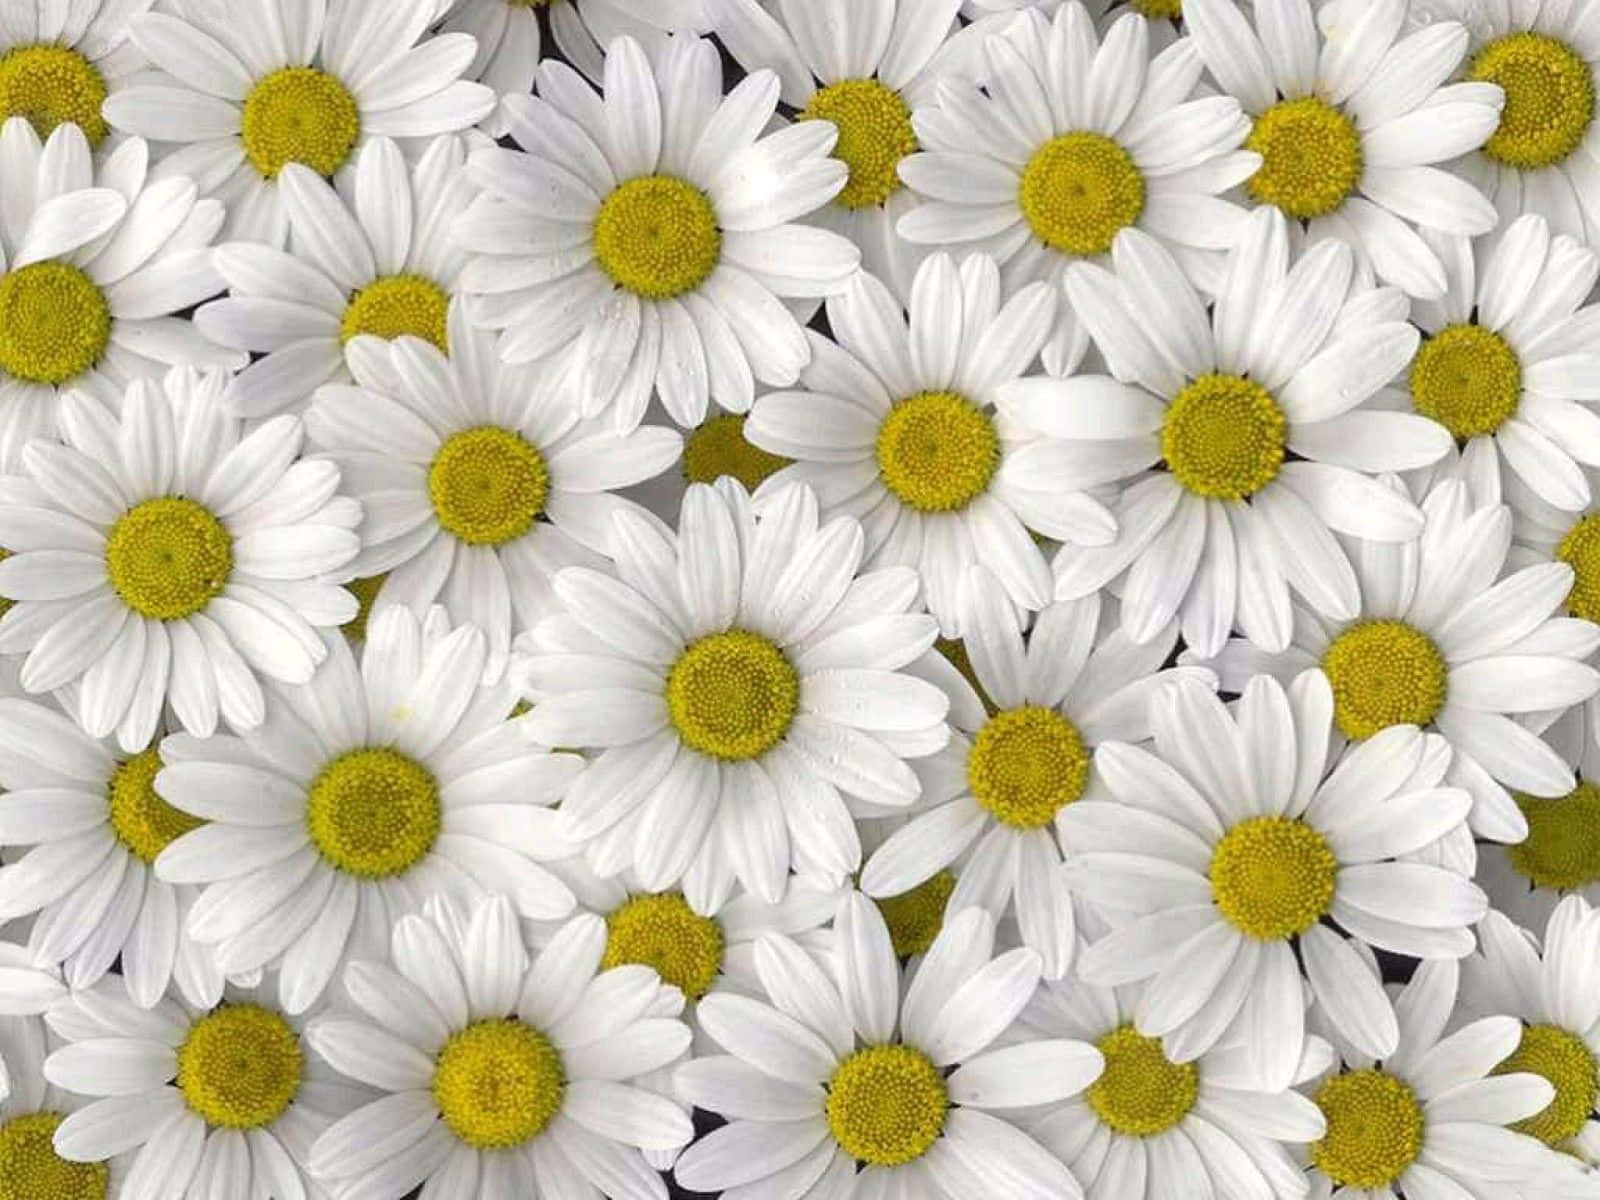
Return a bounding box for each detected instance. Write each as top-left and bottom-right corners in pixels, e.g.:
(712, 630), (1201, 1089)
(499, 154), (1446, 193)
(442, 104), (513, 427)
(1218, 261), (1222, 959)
(1311, 1069), (1424, 1189)
(1018, 131), (1146, 257)
(433, 1019), (565, 1149)
(341, 574), (386, 641)
(1409, 323), (1521, 440)
(875, 390), (999, 513)
(176, 1005), (303, 1130)
(935, 637), (997, 715)
(506, 0), (554, 5)
(0, 548), (13, 618)
(874, 870), (955, 958)
(1558, 515), (1600, 622)
(108, 748), (205, 865)
(1161, 372), (1286, 500)
(1496, 1024), (1599, 1146)
(339, 274), (449, 350)
(428, 426), (548, 547)
(104, 498), (233, 621)
(0, 45), (108, 146)
(1209, 816), (1337, 940)
(1507, 783), (1600, 891)
(799, 78), (918, 210)
(1246, 98), (1364, 220)
(593, 175), (721, 300)
(825, 1044), (947, 1167)
(1320, 619), (1448, 741)
(967, 706), (1090, 830)
(305, 747), (440, 879)
(665, 629), (798, 761)
(1131, 0), (1182, 16)
(683, 413), (789, 491)
(1086, 1025), (1198, 1137)
(601, 893), (725, 1001)
(240, 67), (359, 179)
(1471, 33), (1595, 170)
(0, 261), (111, 385)
(0, 1112), (106, 1200)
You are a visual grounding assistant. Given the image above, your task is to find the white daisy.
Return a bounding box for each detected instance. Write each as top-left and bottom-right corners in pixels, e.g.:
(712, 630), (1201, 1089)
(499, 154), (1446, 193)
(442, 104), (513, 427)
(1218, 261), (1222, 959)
(193, 133), (479, 420)
(515, 479), (951, 905)
(1045, 209), (1445, 659)
(309, 895), (694, 1199)
(305, 300), (683, 682)
(454, 34), (859, 430)
(0, 117), (239, 470)
(0, 1), (152, 150)
(746, 253), (1118, 635)
(0, 369), (362, 751)
(150, 605), (587, 1014)
(108, 0), (495, 244)
(674, 895), (1096, 1197)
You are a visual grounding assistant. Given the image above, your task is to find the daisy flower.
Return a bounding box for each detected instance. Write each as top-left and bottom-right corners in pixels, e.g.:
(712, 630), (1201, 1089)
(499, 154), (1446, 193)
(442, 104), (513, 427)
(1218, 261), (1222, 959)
(108, 0), (495, 245)
(0, 369), (361, 751)
(455, 35), (859, 429)
(306, 301), (682, 681)
(515, 479), (950, 905)
(0, 1), (152, 150)
(1046, 210), (1445, 659)
(0, 118), (238, 470)
(193, 134), (479, 419)
(309, 896), (694, 1199)
(150, 605), (589, 1014)
(895, 2), (1256, 375)
(674, 895), (1096, 1197)
(746, 253), (1118, 635)
(859, 565), (1212, 980)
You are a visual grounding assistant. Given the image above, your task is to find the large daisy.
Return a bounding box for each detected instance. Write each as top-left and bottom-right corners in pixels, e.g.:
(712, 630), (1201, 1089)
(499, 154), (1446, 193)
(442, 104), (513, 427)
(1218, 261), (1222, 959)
(0, 370), (361, 751)
(0, 1), (152, 150)
(108, 0), (495, 245)
(455, 35), (859, 429)
(1047, 210), (1445, 658)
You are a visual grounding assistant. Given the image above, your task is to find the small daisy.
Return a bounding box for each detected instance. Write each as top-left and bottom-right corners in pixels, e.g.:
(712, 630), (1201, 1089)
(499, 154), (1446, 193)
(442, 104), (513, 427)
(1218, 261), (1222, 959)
(0, 370), (362, 750)
(859, 565), (1212, 980)
(194, 134), (479, 419)
(309, 895), (694, 1199)
(0, 1), (152, 150)
(306, 301), (682, 681)
(674, 895), (1097, 1196)
(455, 35), (859, 429)
(109, 0), (495, 244)
(746, 253), (1118, 635)
(515, 479), (950, 904)
(1047, 210), (1445, 658)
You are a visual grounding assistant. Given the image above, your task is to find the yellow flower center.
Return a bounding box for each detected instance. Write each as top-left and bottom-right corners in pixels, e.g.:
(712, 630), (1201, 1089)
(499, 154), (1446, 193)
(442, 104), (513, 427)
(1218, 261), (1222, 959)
(427, 426), (548, 547)
(799, 79), (918, 210)
(339, 274), (449, 351)
(1409, 323), (1521, 440)
(683, 413), (789, 491)
(1086, 1024), (1198, 1137)
(176, 1004), (303, 1130)
(1018, 131), (1146, 257)
(0, 45), (108, 145)
(1507, 782), (1600, 891)
(0, 549), (12, 619)
(1497, 1024), (1599, 1147)
(665, 630), (798, 761)
(825, 1044), (947, 1167)
(108, 747), (205, 865)
(240, 66), (360, 179)
(1555, 514), (1600, 623)
(1161, 372), (1287, 500)
(1209, 816), (1338, 940)
(433, 1019), (565, 1149)
(0, 261), (111, 386)
(0, 1112), (107, 1200)
(1311, 1069), (1424, 1189)
(875, 390), (999, 513)
(305, 747), (440, 879)
(1320, 619), (1449, 741)
(1470, 33), (1595, 170)
(341, 574), (386, 641)
(1131, 0), (1182, 16)
(874, 870), (955, 958)
(967, 706), (1090, 830)
(601, 893), (724, 1001)
(104, 498), (233, 621)
(1246, 97), (1364, 220)
(593, 175), (721, 300)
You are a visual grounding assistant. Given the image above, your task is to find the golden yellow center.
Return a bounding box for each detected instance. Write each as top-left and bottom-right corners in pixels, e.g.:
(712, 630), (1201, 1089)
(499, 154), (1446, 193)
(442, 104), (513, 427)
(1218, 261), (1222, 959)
(665, 630), (799, 761)
(432, 1019), (565, 1149)
(0, 261), (111, 386)
(305, 747), (440, 879)
(240, 66), (360, 179)
(108, 747), (205, 865)
(1018, 131), (1145, 257)
(875, 390), (999, 512)
(1555, 514), (1600, 622)
(339, 274), (449, 350)
(1470, 33), (1595, 170)
(1507, 782), (1600, 891)
(1161, 372), (1286, 500)
(1409, 323), (1521, 439)
(799, 78), (918, 210)
(683, 413), (789, 491)
(1321, 619), (1449, 741)
(1209, 816), (1338, 940)
(341, 574), (386, 641)
(1086, 1024), (1198, 1137)
(176, 1004), (303, 1130)
(0, 45), (108, 146)
(1246, 97), (1364, 220)
(0, 549), (12, 619)
(593, 175), (721, 300)
(104, 497), (233, 621)
(0, 1112), (106, 1200)
(1311, 1069), (1424, 1189)
(1131, 0), (1182, 16)
(1496, 1024), (1599, 1146)
(427, 426), (549, 547)
(825, 1044), (947, 1167)
(967, 706), (1090, 830)
(874, 870), (955, 958)
(601, 893), (724, 1001)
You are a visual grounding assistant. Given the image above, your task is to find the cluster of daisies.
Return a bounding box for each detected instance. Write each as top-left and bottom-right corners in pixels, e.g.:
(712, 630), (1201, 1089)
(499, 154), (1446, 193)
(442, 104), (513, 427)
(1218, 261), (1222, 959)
(5, 0), (1600, 1198)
